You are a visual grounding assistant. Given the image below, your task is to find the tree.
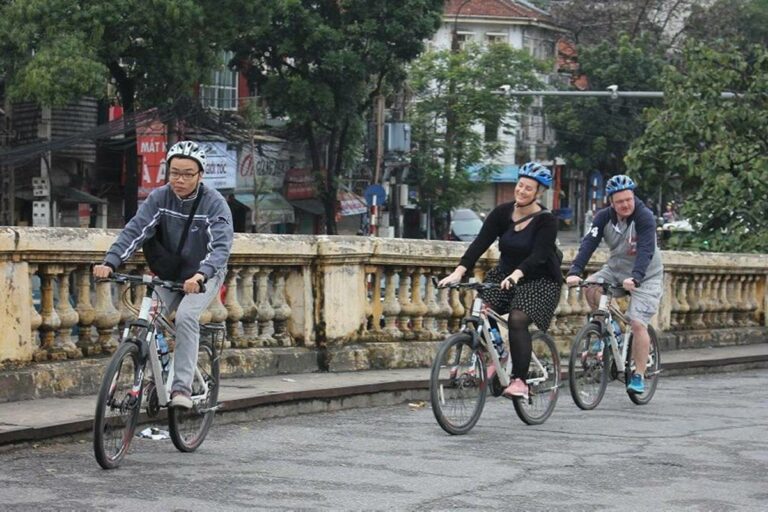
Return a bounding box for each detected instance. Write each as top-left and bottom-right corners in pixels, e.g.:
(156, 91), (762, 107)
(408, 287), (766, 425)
(626, 42), (768, 252)
(549, 0), (696, 49)
(0, 0), (228, 220)
(545, 35), (667, 188)
(408, 43), (544, 237)
(683, 0), (768, 52)
(230, 0), (443, 234)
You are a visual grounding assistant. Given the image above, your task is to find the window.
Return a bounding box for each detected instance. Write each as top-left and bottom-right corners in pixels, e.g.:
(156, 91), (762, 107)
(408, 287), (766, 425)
(455, 32), (474, 49)
(485, 33), (506, 46)
(200, 51), (238, 111)
(484, 119), (499, 142)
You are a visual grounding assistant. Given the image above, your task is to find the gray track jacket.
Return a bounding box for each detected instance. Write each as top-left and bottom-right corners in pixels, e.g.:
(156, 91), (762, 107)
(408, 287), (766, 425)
(103, 183), (233, 280)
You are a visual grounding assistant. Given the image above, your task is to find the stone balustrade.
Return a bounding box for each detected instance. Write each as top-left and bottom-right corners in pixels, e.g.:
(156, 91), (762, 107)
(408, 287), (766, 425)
(0, 228), (766, 372)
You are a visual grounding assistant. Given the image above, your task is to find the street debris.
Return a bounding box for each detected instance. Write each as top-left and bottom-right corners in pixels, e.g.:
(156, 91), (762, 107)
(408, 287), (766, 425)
(136, 427), (170, 440)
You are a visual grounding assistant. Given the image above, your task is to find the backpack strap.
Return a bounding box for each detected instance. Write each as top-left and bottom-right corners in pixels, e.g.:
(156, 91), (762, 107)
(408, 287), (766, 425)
(511, 203), (551, 226)
(175, 185), (204, 255)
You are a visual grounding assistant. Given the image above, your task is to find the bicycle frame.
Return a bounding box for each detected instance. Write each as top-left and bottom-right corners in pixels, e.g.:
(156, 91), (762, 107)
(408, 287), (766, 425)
(118, 274), (210, 410)
(591, 286), (631, 373)
(464, 293), (552, 390)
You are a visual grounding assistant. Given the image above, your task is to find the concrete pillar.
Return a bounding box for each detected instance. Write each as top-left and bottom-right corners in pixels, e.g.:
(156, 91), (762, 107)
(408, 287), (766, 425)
(0, 260), (34, 361)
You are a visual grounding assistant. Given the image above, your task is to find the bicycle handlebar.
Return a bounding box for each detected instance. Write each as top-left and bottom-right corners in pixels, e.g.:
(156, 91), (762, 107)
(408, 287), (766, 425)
(568, 280), (630, 293)
(98, 272), (198, 293)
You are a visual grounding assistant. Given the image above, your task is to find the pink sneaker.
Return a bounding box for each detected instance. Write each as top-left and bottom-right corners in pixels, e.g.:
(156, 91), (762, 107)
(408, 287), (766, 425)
(502, 378), (529, 400)
(486, 355), (509, 380)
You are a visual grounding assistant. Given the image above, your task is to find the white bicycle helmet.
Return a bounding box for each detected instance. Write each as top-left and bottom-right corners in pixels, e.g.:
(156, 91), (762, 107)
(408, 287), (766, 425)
(166, 141), (207, 173)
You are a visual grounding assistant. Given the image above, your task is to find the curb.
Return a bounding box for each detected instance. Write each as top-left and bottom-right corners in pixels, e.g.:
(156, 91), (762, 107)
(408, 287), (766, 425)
(2, 349), (767, 448)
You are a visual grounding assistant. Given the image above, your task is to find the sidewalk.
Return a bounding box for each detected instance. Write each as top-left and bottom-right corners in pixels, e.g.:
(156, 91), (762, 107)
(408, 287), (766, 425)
(1, 344), (767, 447)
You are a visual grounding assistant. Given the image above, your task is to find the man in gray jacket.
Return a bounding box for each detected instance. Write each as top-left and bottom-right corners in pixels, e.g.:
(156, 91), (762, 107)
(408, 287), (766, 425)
(565, 174), (663, 395)
(93, 141), (233, 409)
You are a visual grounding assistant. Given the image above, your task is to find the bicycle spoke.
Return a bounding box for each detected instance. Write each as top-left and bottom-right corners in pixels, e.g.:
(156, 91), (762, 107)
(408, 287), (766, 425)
(430, 333), (487, 435)
(513, 332), (560, 425)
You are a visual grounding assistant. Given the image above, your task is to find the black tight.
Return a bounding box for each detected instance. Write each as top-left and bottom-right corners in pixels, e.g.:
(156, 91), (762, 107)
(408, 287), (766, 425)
(507, 309), (532, 380)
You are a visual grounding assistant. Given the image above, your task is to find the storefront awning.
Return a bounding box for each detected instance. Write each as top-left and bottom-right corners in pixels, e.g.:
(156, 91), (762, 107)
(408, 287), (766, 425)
(338, 191), (367, 216)
(234, 192), (295, 225)
(467, 163), (519, 183)
(290, 199), (325, 216)
(15, 187), (107, 204)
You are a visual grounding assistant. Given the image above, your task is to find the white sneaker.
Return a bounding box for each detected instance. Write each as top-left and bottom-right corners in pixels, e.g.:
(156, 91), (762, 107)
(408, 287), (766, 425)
(170, 392), (193, 409)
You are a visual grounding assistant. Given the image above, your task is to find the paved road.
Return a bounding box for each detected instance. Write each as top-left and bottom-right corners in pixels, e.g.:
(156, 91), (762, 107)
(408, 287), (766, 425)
(1, 370), (767, 511)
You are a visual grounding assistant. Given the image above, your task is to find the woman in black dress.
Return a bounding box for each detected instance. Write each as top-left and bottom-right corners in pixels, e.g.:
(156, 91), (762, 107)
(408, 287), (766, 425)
(438, 161), (563, 398)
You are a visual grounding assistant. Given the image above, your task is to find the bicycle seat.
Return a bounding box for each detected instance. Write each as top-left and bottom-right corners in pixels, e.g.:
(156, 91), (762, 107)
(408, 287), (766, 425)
(199, 322), (226, 335)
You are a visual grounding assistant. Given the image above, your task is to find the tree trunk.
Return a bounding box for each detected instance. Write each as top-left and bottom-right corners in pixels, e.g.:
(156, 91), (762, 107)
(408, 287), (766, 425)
(108, 62), (138, 223)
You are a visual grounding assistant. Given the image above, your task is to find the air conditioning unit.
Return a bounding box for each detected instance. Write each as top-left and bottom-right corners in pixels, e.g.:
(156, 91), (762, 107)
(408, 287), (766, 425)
(384, 122), (411, 153)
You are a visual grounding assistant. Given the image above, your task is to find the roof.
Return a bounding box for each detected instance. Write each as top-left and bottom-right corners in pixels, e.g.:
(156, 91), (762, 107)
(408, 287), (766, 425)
(444, 0), (553, 22)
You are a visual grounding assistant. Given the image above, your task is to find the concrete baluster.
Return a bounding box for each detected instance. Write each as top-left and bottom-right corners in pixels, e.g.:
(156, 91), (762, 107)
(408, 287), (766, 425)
(397, 268), (415, 340)
(727, 274), (740, 327)
(745, 275), (759, 326)
(272, 269), (293, 346)
(93, 277), (121, 354)
(714, 274), (729, 327)
(424, 271), (441, 339)
(239, 267), (259, 340)
(668, 274), (681, 330)
(27, 265), (44, 361)
(38, 264), (64, 360)
(448, 286), (465, 333)
(686, 274), (703, 329)
(410, 267), (429, 340)
(256, 267), (276, 346)
(55, 265), (82, 359)
(75, 266), (99, 356)
(382, 268), (402, 339)
(677, 274), (691, 329)
(224, 267), (245, 346)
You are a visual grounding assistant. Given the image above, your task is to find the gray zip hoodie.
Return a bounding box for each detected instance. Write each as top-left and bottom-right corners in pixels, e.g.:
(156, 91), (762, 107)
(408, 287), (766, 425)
(103, 182), (233, 280)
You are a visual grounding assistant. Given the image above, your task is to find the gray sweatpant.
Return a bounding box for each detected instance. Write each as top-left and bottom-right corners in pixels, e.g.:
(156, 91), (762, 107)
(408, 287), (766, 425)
(156, 269), (225, 396)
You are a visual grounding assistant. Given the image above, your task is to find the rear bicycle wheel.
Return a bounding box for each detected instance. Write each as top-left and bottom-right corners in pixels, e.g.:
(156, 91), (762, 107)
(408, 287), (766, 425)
(568, 323), (609, 410)
(513, 332), (560, 425)
(93, 341), (144, 469)
(627, 325), (661, 405)
(168, 341), (220, 452)
(429, 332), (487, 435)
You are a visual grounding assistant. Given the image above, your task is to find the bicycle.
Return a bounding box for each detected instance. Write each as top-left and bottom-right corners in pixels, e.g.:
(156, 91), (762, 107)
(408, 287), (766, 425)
(93, 272), (225, 469)
(568, 281), (661, 410)
(429, 281), (560, 434)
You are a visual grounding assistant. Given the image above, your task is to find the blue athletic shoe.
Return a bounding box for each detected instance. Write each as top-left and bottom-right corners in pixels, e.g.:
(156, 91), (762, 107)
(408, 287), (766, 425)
(627, 373), (645, 394)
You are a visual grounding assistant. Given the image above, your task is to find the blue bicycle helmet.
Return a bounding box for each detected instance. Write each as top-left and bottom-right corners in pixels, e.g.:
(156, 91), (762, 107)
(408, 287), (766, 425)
(518, 161), (552, 189)
(605, 174), (636, 196)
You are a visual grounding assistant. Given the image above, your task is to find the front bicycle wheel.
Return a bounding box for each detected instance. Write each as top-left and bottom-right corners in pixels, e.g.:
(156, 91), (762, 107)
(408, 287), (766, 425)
(429, 332), (487, 435)
(569, 323), (609, 410)
(93, 341), (144, 470)
(627, 325), (661, 405)
(513, 332), (560, 425)
(168, 341), (220, 452)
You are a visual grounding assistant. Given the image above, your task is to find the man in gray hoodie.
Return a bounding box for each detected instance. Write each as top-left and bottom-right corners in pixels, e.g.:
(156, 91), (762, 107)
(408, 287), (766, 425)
(93, 140), (233, 409)
(566, 174), (663, 395)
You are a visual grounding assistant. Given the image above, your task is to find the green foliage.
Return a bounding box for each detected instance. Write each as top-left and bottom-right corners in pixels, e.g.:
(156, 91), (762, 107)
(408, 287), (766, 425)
(6, 33), (106, 105)
(626, 42), (768, 252)
(545, 34), (667, 187)
(230, 0), (443, 233)
(685, 0), (768, 52)
(0, 0), (224, 108)
(408, 43), (545, 216)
